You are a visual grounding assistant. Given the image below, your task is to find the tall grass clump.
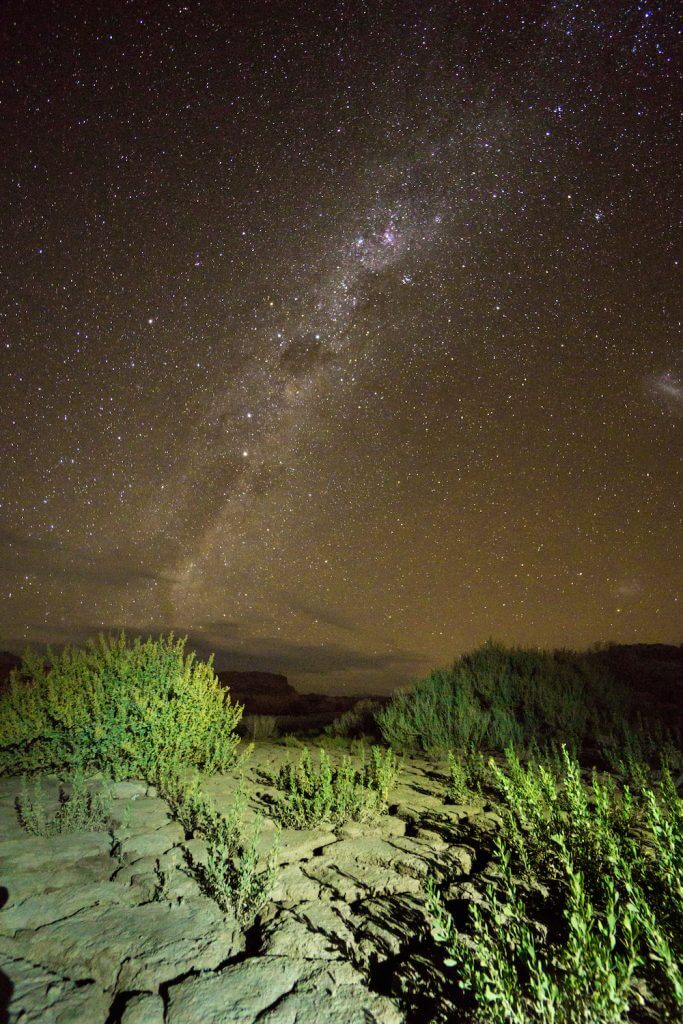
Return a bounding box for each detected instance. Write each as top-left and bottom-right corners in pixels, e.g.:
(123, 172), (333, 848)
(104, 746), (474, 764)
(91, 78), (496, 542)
(0, 633), (243, 780)
(377, 642), (623, 755)
(428, 747), (683, 1023)
(446, 745), (491, 803)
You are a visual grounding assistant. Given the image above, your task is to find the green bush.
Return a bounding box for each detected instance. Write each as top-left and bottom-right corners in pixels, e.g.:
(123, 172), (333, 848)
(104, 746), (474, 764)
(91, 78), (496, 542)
(187, 790), (278, 929)
(0, 633), (243, 780)
(601, 716), (681, 783)
(272, 745), (399, 829)
(16, 768), (113, 836)
(428, 748), (683, 1023)
(202, 813), (279, 925)
(377, 642), (624, 756)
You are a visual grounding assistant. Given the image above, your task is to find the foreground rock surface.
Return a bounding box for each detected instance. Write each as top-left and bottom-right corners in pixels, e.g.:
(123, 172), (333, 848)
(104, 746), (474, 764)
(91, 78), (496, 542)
(0, 744), (484, 1023)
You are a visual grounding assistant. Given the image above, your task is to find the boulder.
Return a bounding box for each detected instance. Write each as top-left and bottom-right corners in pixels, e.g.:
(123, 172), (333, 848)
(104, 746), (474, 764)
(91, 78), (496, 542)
(9, 897), (244, 992)
(165, 956), (404, 1024)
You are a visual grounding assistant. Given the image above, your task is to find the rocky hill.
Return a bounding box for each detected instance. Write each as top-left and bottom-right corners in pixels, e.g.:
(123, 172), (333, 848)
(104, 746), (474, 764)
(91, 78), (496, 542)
(216, 670), (374, 718)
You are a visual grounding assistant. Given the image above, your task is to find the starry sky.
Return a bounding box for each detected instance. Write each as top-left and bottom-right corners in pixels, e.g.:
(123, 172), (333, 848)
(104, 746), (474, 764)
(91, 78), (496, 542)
(1, 1), (681, 693)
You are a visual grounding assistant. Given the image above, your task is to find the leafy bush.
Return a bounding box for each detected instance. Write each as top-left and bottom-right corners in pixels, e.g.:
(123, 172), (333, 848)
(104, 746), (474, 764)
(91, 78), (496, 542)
(159, 770), (214, 839)
(601, 716), (681, 782)
(272, 745), (399, 828)
(428, 748), (683, 1022)
(165, 774), (279, 925)
(325, 699), (383, 739)
(377, 642), (624, 755)
(0, 633), (243, 780)
(16, 768), (113, 835)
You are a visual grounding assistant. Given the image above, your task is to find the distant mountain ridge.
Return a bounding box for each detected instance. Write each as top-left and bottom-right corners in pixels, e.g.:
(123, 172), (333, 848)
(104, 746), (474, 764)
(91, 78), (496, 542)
(216, 669), (370, 717)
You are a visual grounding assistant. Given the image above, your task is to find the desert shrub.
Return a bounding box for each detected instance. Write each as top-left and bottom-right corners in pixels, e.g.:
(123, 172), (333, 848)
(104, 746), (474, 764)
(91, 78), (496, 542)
(272, 745), (399, 828)
(0, 633), (243, 780)
(161, 772), (279, 924)
(204, 814), (279, 924)
(188, 795), (279, 925)
(428, 748), (683, 1022)
(378, 642), (624, 756)
(159, 770), (214, 838)
(325, 699), (383, 739)
(241, 715), (278, 742)
(16, 768), (113, 835)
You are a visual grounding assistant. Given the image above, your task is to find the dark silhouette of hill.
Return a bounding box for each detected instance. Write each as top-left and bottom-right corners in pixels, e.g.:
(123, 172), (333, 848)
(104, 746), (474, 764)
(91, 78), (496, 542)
(216, 670), (296, 714)
(216, 669), (378, 717)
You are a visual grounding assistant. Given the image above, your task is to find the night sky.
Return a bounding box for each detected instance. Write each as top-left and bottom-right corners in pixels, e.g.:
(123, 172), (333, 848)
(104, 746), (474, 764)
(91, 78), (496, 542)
(1, 1), (680, 693)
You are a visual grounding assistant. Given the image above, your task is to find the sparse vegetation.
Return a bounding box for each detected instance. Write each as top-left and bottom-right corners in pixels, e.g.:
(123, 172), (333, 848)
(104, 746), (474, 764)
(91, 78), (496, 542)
(0, 633), (243, 780)
(271, 744), (399, 828)
(16, 768), (113, 835)
(199, 802), (279, 925)
(2, 632), (680, 1022)
(280, 733), (305, 748)
(161, 771), (279, 925)
(378, 642), (625, 756)
(428, 747), (683, 1023)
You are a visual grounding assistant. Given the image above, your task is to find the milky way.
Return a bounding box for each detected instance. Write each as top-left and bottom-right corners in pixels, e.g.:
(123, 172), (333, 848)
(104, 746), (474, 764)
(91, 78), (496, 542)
(1, 1), (680, 691)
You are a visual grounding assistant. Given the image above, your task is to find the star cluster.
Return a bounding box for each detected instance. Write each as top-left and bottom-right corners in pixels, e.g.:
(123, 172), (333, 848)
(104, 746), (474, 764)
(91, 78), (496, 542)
(1, 1), (680, 691)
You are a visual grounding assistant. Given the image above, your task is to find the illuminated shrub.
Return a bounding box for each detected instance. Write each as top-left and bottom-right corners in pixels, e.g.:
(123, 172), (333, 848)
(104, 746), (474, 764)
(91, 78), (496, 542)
(0, 633), (242, 779)
(446, 745), (491, 802)
(271, 744), (399, 828)
(428, 749), (683, 1023)
(165, 775), (279, 925)
(377, 642), (623, 755)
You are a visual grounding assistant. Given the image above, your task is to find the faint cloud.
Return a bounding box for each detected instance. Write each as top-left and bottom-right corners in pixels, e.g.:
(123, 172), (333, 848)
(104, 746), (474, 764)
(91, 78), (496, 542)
(191, 620), (428, 677)
(0, 527), (166, 588)
(611, 579), (642, 599)
(648, 370), (683, 416)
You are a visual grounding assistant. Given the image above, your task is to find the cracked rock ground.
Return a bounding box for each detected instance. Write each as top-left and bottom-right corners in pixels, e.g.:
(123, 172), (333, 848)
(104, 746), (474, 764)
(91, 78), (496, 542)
(0, 743), (492, 1023)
